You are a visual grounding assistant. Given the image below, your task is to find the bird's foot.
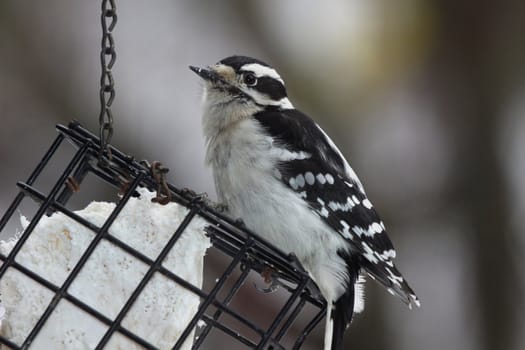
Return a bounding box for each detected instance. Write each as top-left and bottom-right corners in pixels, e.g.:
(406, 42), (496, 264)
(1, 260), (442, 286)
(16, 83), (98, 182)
(234, 217), (247, 228)
(254, 266), (285, 294)
(180, 188), (207, 202)
(212, 202), (228, 213)
(180, 188), (229, 213)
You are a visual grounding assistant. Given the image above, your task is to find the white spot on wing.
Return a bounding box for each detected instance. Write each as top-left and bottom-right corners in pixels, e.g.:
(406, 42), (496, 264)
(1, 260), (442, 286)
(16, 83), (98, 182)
(272, 148), (311, 161)
(380, 249), (396, 260)
(305, 172), (315, 185)
(353, 222), (384, 237)
(352, 226), (365, 237)
(385, 267), (404, 286)
(411, 295), (421, 308)
(328, 197), (355, 212)
(362, 242), (378, 263)
(340, 220), (353, 239)
(362, 198), (373, 209)
(296, 174), (305, 187)
(325, 173), (334, 184)
(316, 173), (326, 184)
(289, 177), (298, 190)
(317, 198), (329, 218)
(371, 222), (383, 234)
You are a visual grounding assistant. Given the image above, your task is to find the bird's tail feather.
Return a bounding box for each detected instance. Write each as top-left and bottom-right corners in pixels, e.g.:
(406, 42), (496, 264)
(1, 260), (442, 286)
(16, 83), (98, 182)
(323, 251), (360, 349)
(361, 259), (420, 309)
(324, 281), (356, 350)
(324, 306), (334, 350)
(331, 304), (347, 350)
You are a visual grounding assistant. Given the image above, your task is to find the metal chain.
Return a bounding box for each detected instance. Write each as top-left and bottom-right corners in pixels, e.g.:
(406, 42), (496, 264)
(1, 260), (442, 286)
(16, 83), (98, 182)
(98, 0), (117, 162)
(96, 1), (170, 207)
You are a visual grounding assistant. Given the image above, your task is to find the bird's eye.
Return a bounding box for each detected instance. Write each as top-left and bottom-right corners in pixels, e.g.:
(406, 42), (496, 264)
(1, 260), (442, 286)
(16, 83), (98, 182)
(243, 73), (257, 86)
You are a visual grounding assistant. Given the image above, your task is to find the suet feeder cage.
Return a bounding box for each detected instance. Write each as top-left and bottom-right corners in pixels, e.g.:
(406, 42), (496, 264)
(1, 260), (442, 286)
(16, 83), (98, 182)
(0, 1), (327, 349)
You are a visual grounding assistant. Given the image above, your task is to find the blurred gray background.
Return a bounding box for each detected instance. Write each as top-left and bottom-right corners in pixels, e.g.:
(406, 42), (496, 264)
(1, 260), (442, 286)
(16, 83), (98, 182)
(1, 1), (524, 349)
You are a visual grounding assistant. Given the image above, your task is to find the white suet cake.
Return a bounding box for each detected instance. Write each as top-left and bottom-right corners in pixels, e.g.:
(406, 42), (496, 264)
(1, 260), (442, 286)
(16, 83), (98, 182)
(0, 188), (210, 349)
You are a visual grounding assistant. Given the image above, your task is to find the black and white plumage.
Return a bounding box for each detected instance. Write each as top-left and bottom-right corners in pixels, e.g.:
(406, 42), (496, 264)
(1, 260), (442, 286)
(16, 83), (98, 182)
(190, 55), (419, 350)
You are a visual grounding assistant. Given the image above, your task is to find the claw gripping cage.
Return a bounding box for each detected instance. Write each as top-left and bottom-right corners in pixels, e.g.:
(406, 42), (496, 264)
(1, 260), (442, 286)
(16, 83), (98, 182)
(0, 122), (326, 349)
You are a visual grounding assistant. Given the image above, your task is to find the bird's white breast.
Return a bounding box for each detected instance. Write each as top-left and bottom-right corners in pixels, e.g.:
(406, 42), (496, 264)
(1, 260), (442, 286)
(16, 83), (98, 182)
(203, 114), (350, 302)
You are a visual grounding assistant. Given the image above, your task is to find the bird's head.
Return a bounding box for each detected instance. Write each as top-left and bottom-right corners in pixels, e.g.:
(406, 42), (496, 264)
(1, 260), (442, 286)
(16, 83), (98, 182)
(190, 55), (293, 110)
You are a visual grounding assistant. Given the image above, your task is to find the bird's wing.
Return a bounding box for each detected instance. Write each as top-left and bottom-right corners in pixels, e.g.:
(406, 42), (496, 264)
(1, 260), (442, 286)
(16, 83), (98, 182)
(254, 108), (419, 307)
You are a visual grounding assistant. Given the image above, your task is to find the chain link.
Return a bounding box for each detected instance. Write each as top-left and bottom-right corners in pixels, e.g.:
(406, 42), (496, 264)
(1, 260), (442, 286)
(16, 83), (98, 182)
(98, 0), (117, 161)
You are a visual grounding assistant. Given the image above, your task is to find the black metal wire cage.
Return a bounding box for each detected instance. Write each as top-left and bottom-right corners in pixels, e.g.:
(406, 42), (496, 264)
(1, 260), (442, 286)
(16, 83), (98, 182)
(0, 122), (326, 349)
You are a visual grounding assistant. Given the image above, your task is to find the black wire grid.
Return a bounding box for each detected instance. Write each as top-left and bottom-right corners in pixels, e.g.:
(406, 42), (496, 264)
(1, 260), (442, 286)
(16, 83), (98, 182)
(0, 122), (326, 349)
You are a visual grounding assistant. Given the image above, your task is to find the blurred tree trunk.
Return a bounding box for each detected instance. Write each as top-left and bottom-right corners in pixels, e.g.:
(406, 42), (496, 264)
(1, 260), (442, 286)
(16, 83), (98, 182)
(432, 1), (524, 349)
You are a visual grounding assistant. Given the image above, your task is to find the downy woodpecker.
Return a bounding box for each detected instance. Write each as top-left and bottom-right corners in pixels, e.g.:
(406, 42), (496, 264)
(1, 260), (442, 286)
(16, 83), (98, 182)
(190, 55), (419, 350)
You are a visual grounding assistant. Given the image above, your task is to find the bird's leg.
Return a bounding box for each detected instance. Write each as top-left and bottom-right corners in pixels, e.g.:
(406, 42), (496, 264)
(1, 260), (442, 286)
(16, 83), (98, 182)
(261, 266), (275, 284)
(180, 187), (206, 202)
(205, 199), (228, 213)
(254, 266), (285, 294)
(180, 188), (228, 212)
(213, 202), (229, 213)
(287, 253), (302, 270)
(234, 217), (246, 228)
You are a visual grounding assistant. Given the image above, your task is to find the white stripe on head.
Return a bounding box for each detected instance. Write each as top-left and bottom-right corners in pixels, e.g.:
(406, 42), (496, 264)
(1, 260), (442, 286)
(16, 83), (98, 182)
(240, 63), (284, 84)
(246, 89), (294, 109)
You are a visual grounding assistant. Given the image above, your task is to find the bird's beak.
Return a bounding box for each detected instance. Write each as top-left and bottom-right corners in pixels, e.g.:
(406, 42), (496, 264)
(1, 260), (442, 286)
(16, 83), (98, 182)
(189, 64), (249, 99)
(189, 66), (221, 83)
